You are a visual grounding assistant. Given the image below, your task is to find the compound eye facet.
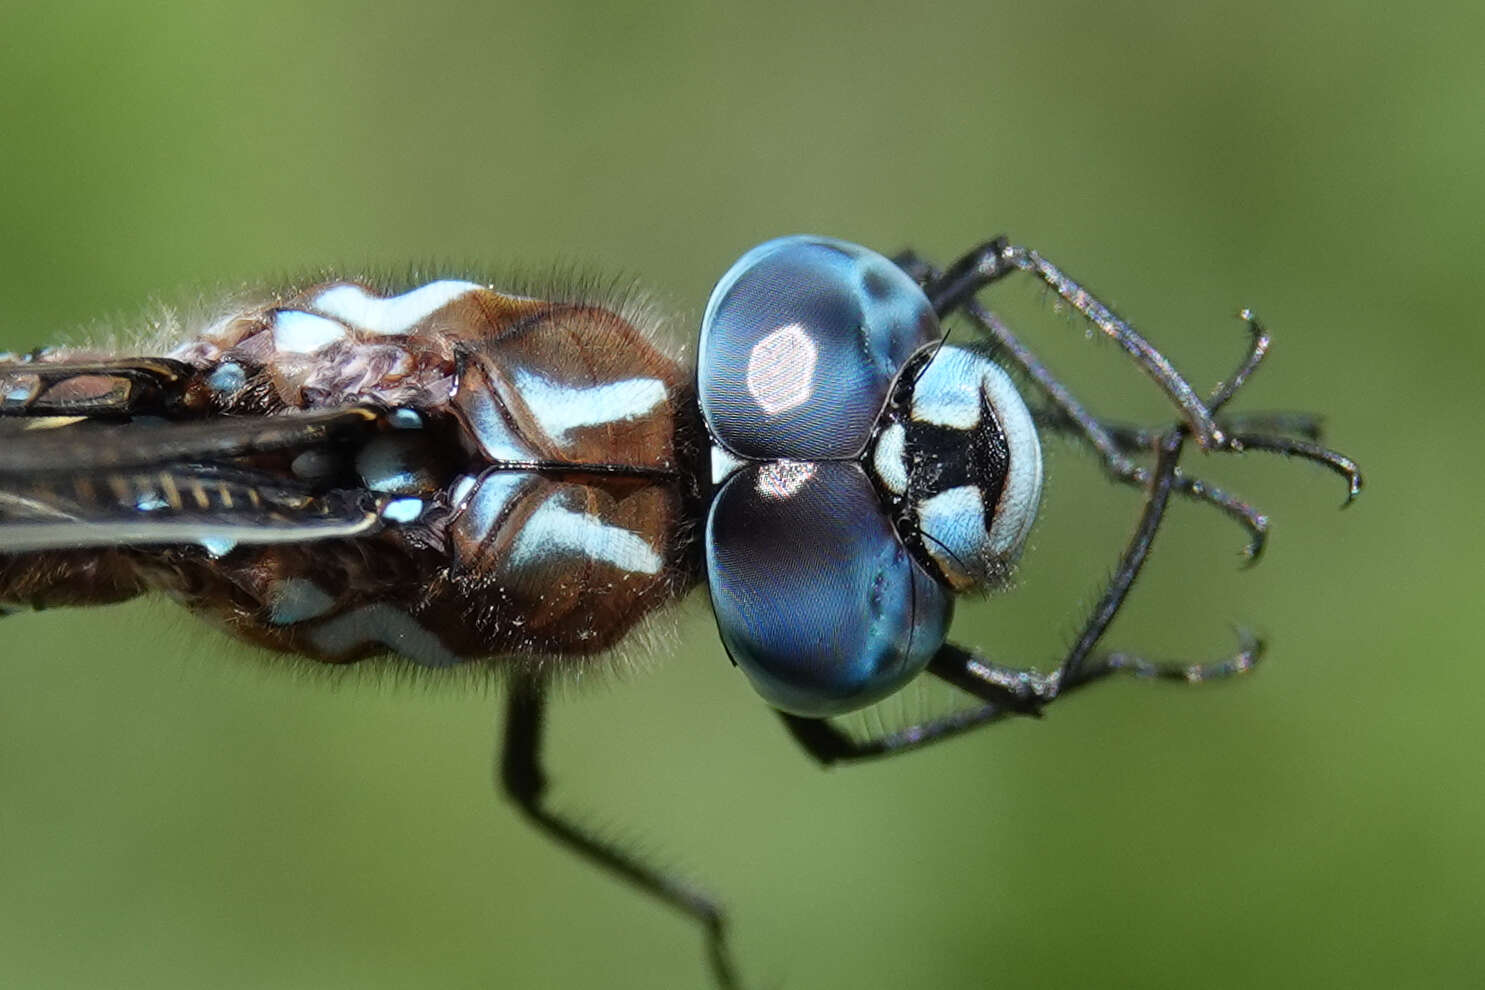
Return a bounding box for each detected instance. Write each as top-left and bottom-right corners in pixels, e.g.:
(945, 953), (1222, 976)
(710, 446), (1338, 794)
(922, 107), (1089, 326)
(705, 461), (952, 717)
(698, 235), (940, 461)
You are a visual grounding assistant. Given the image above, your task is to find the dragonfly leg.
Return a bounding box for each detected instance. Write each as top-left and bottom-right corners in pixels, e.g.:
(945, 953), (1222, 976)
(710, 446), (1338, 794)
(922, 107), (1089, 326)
(781, 430), (1260, 767)
(499, 674), (739, 989)
(903, 240), (1222, 447)
(894, 248), (1359, 560)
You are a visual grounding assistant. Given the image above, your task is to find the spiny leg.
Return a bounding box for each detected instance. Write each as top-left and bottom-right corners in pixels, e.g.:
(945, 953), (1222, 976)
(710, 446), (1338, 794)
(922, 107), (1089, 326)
(915, 239), (1223, 448)
(782, 431), (1261, 767)
(499, 675), (738, 988)
(896, 249), (1357, 559)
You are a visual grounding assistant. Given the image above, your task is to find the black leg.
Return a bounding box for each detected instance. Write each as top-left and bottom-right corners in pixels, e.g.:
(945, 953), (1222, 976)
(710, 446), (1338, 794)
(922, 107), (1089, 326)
(918, 239), (1224, 449)
(894, 249), (1361, 559)
(782, 431), (1262, 767)
(499, 675), (739, 989)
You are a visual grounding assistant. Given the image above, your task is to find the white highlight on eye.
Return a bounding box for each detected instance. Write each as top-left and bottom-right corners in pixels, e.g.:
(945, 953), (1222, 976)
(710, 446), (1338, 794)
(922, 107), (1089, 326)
(512, 504), (663, 575)
(746, 322), (816, 415)
(268, 578), (335, 625)
(272, 310), (347, 353)
(308, 604), (461, 668)
(918, 485), (989, 588)
(513, 370), (667, 441)
(313, 280), (481, 336)
(872, 422), (908, 496)
(382, 497), (424, 523)
(755, 460), (815, 499)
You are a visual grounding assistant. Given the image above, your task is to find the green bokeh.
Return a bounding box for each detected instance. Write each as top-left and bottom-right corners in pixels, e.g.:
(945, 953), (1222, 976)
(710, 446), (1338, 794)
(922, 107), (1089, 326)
(0, 2), (1476, 988)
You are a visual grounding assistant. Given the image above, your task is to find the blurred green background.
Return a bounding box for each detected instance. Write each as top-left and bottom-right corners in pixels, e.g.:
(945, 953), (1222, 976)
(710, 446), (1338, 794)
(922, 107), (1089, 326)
(0, 2), (1476, 988)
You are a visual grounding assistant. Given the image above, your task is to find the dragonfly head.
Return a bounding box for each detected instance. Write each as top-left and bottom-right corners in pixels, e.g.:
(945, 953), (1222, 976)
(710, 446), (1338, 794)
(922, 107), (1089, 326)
(699, 235), (1042, 715)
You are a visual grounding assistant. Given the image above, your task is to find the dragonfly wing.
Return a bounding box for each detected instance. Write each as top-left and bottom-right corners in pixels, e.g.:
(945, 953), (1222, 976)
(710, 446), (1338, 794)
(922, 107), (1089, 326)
(0, 404), (392, 553)
(0, 357), (197, 417)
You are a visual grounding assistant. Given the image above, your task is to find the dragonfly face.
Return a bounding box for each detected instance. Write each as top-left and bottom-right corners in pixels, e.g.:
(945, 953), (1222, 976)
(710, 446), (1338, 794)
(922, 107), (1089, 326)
(0, 233), (1363, 988)
(699, 236), (1042, 715)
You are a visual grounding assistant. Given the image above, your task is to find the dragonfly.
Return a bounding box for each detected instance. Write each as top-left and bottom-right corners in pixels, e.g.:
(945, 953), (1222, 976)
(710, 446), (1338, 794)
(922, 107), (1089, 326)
(0, 234), (1362, 987)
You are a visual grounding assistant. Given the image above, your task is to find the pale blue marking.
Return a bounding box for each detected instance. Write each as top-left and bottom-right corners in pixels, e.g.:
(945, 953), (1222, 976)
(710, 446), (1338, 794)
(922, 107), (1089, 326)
(308, 604), (461, 668)
(355, 435), (427, 493)
(268, 578), (335, 625)
(449, 474), (478, 509)
(135, 493), (168, 512)
(511, 502), (662, 575)
(911, 345), (983, 430)
(871, 422), (908, 495)
(512, 369), (666, 441)
(917, 485), (988, 587)
(207, 362), (246, 393)
(382, 497), (424, 523)
(461, 386), (531, 461)
(272, 310), (346, 354)
(4, 384), (30, 402)
(978, 355), (1043, 558)
(388, 408), (423, 430)
(462, 472), (527, 542)
(312, 280), (481, 336)
(710, 444), (747, 485)
(199, 535), (238, 557)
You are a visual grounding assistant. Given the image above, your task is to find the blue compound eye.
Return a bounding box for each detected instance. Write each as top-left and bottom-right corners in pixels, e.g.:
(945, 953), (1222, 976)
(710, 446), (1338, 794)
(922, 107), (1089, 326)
(699, 236), (940, 460)
(706, 461), (952, 716)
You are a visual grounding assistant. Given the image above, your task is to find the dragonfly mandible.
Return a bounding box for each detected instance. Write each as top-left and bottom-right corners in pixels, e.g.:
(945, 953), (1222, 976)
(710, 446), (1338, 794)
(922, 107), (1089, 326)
(0, 234), (1363, 987)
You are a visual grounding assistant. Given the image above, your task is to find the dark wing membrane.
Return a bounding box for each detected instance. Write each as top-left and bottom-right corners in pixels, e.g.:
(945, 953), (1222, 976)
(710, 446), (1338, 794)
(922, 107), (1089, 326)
(0, 358), (197, 417)
(0, 404), (391, 553)
(0, 404), (384, 475)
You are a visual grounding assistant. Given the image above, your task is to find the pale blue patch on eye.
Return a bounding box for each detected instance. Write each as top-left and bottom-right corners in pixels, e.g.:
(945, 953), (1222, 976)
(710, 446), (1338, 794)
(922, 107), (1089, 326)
(272, 310), (346, 354)
(871, 422), (908, 495)
(135, 493), (168, 512)
(388, 408), (423, 430)
(312, 280), (481, 336)
(511, 502), (662, 575)
(917, 484), (989, 585)
(268, 578), (336, 625)
(382, 497), (423, 523)
(308, 604), (461, 668)
(461, 386), (532, 461)
(207, 362), (247, 394)
(4, 384), (31, 402)
(199, 534), (238, 557)
(512, 369), (667, 441)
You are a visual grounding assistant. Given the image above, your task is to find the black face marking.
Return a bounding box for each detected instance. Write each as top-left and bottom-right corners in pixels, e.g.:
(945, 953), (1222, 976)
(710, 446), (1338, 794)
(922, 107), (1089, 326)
(869, 350), (1012, 583)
